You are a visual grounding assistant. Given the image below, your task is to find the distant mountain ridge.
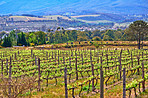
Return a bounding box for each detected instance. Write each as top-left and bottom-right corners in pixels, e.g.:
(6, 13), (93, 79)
(0, 0), (148, 15)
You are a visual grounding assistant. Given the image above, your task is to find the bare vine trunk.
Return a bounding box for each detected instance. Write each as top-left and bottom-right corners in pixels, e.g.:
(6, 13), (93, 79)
(138, 32), (141, 49)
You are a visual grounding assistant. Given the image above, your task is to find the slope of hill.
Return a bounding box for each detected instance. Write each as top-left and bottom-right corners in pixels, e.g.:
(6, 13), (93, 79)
(0, 0), (147, 15)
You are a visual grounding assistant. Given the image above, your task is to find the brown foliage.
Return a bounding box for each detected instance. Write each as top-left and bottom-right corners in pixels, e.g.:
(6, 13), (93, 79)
(0, 77), (37, 98)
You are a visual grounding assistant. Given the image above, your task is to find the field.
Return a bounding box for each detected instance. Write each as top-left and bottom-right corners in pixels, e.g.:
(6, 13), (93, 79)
(10, 15), (72, 21)
(10, 16), (50, 21)
(0, 46), (148, 98)
(9, 15), (131, 25)
(34, 41), (148, 50)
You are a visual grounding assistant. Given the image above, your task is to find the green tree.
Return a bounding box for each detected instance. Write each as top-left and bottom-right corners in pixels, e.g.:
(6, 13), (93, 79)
(121, 32), (128, 41)
(103, 30), (115, 40)
(26, 32), (38, 45)
(9, 30), (17, 46)
(92, 36), (102, 41)
(54, 31), (63, 43)
(17, 32), (27, 46)
(57, 27), (60, 31)
(85, 30), (92, 39)
(0, 31), (7, 39)
(114, 30), (123, 41)
(77, 31), (88, 41)
(35, 31), (46, 45)
(0, 39), (2, 45)
(91, 30), (101, 38)
(71, 30), (77, 41)
(62, 27), (64, 30)
(103, 35), (113, 41)
(48, 32), (54, 44)
(48, 29), (51, 33)
(126, 20), (148, 49)
(2, 36), (12, 47)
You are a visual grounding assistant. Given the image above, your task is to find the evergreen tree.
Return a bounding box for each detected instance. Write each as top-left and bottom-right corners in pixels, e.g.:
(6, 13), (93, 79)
(17, 32), (27, 46)
(2, 36), (12, 47)
(9, 30), (17, 46)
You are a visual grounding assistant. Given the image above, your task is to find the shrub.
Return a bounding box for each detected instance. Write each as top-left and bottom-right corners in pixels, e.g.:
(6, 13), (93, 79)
(30, 43), (35, 46)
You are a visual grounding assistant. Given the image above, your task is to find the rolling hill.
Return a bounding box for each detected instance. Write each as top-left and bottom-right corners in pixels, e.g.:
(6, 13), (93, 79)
(0, 0), (147, 15)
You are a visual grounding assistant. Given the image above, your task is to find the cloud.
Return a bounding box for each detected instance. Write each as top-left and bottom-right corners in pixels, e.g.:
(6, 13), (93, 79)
(0, 1), (6, 5)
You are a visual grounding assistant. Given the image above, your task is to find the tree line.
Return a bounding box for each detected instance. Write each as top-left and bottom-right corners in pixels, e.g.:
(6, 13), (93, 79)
(0, 20), (148, 49)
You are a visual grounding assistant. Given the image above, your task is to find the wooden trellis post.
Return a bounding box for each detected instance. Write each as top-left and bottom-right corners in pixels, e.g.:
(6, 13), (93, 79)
(142, 62), (145, 92)
(6, 58), (8, 75)
(131, 52), (133, 67)
(69, 57), (71, 70)
(137, 56), (140, 75)
(57, 51), (59, 65)
(137, 56), (140, 65)
(100, 57), (104, 98)
(18, 51), (19, 55)
(8, 56), (12, 97)
(63, 57), (65, 65)
(1, 60), (3, 79)
(35, 56), (37, 65)
(64, 67), (68, 98)
(52, 51), (53, 59)
(75, 53), (78, 80)
(55, 52), (57, 62)
(81, 54), (83, 65)
(46, 51), (48, 56)
(123, 68), (126, 98)
(119, 57), (122, 80)
(38, 58), (41, 91)
(90, 49), (95, 91)
(31, 49), (33, 57)
(106, 54), (108, 66)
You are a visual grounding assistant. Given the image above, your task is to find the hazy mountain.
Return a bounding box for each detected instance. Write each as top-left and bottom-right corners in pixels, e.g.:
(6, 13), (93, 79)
(0, 0), (147, 15)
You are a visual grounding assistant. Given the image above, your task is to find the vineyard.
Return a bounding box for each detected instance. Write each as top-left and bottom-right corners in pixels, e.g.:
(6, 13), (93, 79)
(0, 48), (148, 98)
